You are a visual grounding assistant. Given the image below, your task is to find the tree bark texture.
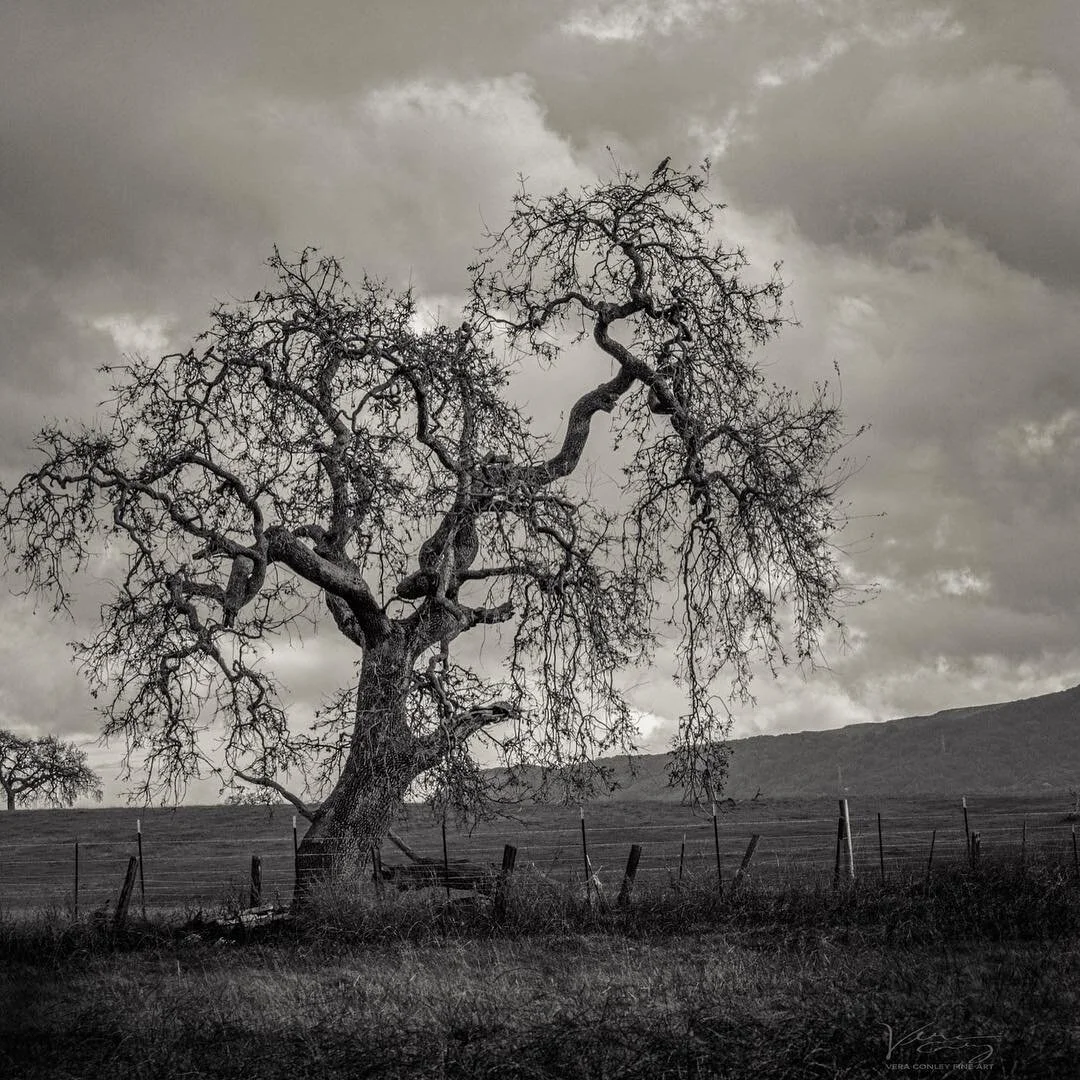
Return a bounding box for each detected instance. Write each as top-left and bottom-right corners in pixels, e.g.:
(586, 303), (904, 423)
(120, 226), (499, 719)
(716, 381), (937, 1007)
(293, 638), (423, 899)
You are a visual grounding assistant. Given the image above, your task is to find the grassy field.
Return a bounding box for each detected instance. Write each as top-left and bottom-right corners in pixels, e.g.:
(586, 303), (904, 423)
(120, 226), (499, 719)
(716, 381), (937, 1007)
(1, 796), (1078, 1076)
(0, 793), (1076, 913)
(1, 860), (1078, 1078)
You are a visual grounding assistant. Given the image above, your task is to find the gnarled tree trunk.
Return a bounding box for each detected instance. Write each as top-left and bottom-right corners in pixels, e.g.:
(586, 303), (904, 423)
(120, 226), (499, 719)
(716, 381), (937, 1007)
(293, 638), (424, 901)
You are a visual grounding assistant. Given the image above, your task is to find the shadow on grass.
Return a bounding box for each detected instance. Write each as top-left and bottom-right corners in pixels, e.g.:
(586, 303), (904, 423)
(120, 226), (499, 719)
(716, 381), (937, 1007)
(1, 860), (1078, 1078)
(3, 966), (1077, 1080)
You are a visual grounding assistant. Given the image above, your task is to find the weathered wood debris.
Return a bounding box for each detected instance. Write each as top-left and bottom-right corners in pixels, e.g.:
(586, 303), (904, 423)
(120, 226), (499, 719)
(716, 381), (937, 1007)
(380, 829), (498, 895)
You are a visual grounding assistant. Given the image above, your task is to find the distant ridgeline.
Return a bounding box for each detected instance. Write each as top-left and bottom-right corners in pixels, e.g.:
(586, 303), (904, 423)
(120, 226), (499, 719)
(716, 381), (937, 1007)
(493, 683), (1080, 802)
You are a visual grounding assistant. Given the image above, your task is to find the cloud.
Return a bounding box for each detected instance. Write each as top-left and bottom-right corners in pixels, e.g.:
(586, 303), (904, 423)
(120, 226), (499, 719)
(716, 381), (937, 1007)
(182, 75), (588, 298)
(561, 0), (741, 43)
(720, 52), (1080, 286)
(934, 568), (990, 599)
(998, 409), (1080, 463)
(678, 193), (1080, 730)
(1, 0), (1079, 803)
(88, 315), (172, 356)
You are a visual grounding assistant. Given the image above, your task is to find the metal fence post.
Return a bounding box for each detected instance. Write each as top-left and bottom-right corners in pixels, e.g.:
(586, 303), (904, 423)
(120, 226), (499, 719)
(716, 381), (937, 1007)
(579, 807), (592, 905)
(137, 818), (146, 919)
(712, 802), (723, 895)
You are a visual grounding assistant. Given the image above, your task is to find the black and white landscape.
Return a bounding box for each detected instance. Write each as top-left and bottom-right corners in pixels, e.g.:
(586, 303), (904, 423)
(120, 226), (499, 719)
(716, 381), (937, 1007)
(1, 2), (1078, 1077)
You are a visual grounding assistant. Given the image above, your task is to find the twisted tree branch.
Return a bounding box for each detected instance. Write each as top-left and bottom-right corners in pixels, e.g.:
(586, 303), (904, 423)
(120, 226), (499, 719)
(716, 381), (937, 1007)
(234, 770), (315, 821)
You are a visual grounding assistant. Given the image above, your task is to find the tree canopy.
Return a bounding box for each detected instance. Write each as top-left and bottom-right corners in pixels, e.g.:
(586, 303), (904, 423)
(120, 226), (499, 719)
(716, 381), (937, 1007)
(0, 161), (858, 878)
(0, 731), (103, 811)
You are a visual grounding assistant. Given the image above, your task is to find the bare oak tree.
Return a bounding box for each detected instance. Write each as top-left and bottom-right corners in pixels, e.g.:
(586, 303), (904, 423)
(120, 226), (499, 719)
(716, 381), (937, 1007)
(0, 731), (103, 811)
(0, 162), (858, 891)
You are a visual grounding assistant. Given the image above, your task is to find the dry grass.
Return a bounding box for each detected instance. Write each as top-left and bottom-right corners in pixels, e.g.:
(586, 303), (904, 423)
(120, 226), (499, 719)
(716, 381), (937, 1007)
(1, 793), (1074, 913)
(4, 930), (1078, 1078)
(2, 861), (1079, 1078)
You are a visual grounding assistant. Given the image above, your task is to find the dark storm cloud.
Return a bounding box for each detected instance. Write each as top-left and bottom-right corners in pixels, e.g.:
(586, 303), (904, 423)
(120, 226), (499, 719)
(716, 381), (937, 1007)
(2, 0), (1079, 800)
(1, 1), (260, 270)
(715, 7), (1080, 286)
(1, 3), (280, 481)
(783, 228), (1080, 718)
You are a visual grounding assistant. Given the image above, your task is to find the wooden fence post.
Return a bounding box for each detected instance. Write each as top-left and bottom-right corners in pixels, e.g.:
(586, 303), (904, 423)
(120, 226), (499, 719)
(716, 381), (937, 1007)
(925, 829), (936, 887)
(617, 844), (642, 907)
(73, 837), (79, 920)
(678, 833), (685, 889)
(962, 796), (971, 862)
(114, 855), (139, 928)
(249, 855), (262, 907)
(493, 844), (517, 923)
(732, 834), (760, 890)
(371, 846), (385, 899)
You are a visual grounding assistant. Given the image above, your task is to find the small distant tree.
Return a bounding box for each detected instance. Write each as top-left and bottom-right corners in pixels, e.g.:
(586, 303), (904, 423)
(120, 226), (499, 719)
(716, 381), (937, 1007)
(0, 731), (103, 811)
(0, 160), (860, 893)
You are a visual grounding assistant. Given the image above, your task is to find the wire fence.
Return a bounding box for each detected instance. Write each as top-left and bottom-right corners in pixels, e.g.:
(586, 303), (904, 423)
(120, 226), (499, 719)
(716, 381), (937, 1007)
(0, 833), (298, 914)
(0, 799), (1077, 914)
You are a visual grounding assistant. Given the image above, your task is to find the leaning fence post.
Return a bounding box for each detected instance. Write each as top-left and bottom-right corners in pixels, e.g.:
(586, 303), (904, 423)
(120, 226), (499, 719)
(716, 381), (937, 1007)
(114, 855), (139, 928)
(136, 818), (146, 919)
(732, 834), (760, 890)
(371, 846), (385, 899)
(842, 799), (851, 881)
(925, 829), (936, 886)
(962, 796), (971, 863)
(840, 799), (855, 881)
(678, 833), (686, 889)
(617, 844), (642, 907)
(493, 843), (517, 923)
(249, 855), (262, 907)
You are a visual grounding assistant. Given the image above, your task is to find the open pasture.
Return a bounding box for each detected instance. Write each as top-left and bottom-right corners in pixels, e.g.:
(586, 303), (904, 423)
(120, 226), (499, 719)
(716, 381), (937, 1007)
(0, 793), (1074, 913)
(2, 794), (1078, 1077)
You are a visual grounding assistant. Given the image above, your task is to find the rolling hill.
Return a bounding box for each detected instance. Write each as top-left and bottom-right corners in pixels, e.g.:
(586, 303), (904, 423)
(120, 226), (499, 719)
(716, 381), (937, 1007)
(583, 682), (1080, 801)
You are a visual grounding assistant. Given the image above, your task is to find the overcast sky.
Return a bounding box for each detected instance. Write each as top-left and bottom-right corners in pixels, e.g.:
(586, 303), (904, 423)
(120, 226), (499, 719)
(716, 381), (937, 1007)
(2, 0), (1078, 804)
